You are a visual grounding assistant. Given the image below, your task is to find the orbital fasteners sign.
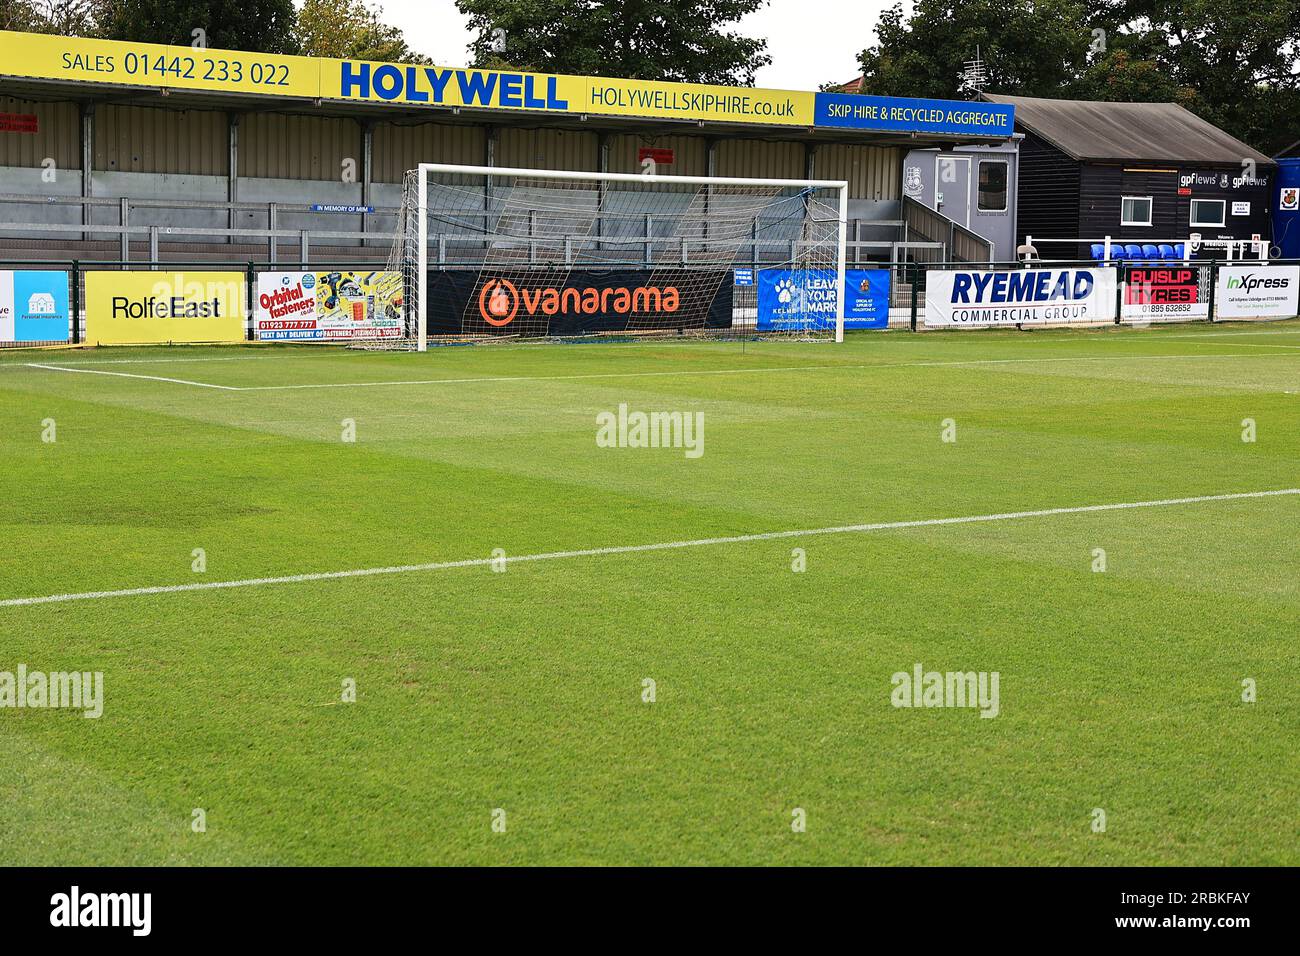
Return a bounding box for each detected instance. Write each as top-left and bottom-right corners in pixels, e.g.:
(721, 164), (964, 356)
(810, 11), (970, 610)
(255, 271), (403, 341)
(85, 271), (245, 344)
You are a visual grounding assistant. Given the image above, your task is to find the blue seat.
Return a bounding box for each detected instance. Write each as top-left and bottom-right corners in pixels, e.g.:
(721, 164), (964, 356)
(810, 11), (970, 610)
(1141, 244), (1160, 259)
(1158, 244), (1175, 259)
(1090, 243), (1106, 261)
(1124, 244), (1145, 260)
(1173, 242), (1187, 259)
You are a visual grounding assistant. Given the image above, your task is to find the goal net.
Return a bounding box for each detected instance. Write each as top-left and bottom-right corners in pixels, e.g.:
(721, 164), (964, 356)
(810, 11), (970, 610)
(372, 163), (848, 350)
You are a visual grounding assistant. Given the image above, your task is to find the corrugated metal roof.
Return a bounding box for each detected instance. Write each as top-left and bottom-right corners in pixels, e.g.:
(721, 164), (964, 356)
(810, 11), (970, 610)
(0, 97), (79, 169)
(715, 138), (804, 179)
(983, 94), (1273, 167)
(815, 144), (901, 200)
(96, 105), (226, 175)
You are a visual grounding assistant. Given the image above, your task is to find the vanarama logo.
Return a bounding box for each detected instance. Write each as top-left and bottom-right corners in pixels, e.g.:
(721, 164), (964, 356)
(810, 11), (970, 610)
(477, 277), (681, 327)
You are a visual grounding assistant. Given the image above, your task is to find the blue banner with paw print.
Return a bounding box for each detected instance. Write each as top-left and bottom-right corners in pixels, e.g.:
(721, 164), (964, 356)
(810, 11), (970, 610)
(757, 268), (890, 330)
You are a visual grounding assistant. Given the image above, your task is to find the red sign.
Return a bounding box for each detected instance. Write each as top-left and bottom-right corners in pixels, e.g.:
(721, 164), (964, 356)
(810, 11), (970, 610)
(0, 113), (38, 133)
(638, 147), (674, 167)
(1125, 267), (1199, 305)
(1177, 187), (1192, 196)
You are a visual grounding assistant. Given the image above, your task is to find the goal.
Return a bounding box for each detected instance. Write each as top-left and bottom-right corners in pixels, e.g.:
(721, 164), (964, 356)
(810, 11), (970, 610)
(376, 163), (849, 350)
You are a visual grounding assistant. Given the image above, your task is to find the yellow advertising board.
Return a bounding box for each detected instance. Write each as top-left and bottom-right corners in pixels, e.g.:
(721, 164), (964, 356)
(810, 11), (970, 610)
(326, 58), (812, 125)
(85, 271), (246, 345)
(0, 30), (813, 127)
(0, 31), (321, 98)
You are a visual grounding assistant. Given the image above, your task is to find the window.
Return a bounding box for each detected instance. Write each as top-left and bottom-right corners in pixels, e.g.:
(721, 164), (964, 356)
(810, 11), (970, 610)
(1121, 196), (1153, 226)
(977, 160), (1008, 211)
(1190, 198), (1226, 228)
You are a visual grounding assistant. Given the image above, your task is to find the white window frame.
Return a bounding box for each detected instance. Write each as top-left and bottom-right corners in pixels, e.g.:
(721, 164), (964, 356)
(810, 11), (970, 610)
(1189, 198), (1226, 228)
(1120, 195), (1153, 227)
(976, 159), (1009, 213)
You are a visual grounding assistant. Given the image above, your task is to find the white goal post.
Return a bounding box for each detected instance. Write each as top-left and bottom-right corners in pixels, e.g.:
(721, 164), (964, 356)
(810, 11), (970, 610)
(381, 162), (850, 349)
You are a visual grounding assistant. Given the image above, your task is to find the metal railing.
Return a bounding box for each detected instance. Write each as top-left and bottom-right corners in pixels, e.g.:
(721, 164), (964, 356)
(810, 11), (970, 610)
(1022, 234), (1272, 263)
(902, 197), (995, 264)
(0, 193), (976, 265)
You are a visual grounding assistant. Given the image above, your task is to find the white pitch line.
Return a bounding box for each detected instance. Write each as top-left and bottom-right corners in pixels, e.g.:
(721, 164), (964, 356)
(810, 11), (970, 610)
(224, 351), (1300, 391)
(1157, 329), (1300, 339)
(1174, 340), (1300, 350)
(3, 488), (1296, 608)
(20, 351), (1300, 393)
(25, 363), (242, 390)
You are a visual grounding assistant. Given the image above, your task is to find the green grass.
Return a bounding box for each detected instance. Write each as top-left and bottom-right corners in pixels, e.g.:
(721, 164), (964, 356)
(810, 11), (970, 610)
(1, 322), (1297, 865)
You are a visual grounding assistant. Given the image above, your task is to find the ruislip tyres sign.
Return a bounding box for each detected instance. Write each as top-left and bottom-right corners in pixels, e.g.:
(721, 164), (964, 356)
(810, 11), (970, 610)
(0, 30), (1013, 136)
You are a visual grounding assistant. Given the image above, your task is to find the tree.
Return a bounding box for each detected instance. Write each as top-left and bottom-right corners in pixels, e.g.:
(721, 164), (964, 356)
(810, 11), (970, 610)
(857, 0), (1091, 100)
(296, 0), (429, 63)
(91, 1), (299, 54)
(2, 0), (97, 34)
(854, 0), (1300, 156)
(1083, 0), (1300, 155)
(455, 0), (771, 85)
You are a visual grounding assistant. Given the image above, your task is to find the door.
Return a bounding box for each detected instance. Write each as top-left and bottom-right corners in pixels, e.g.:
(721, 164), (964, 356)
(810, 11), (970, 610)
(934, 155), (972, 228)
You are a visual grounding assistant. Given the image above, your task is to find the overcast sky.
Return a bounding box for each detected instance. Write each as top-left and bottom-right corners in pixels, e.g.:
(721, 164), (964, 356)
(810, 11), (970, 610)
(371, 0), (892, 90)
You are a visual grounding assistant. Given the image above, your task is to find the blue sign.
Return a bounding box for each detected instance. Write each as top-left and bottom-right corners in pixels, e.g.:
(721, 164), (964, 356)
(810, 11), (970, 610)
(757, 269), (890, 331)
(310, 204), (375, 214)
(813, 94), (1013, 137)
(733, 268), (754, 286)
(12, 270), (70, 342)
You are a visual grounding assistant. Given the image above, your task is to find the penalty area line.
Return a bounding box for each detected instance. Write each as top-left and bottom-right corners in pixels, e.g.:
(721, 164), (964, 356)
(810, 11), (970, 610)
(25, 364), (242, 390)
(2, 488), (1297, 608)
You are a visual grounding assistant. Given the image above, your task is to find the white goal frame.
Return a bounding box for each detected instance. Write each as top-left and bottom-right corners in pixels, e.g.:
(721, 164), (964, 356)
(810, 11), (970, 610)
(410, 162), (851, 351)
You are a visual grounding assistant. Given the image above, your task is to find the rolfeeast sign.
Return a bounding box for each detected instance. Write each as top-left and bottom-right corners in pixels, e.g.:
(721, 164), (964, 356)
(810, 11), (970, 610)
(111, 294), (224, 319)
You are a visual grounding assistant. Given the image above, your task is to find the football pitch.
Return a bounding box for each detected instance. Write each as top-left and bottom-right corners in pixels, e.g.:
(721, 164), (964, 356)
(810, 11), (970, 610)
(1, 322), (1297, 866)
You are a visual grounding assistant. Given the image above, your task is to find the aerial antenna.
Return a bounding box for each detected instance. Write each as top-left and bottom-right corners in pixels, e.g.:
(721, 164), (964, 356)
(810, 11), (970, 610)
(958, 46), (989, 98)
